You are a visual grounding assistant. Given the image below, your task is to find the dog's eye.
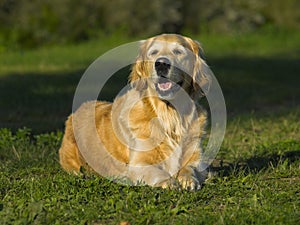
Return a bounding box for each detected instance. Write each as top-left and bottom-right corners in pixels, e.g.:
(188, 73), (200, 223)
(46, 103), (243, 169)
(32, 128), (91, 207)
(150, 49), (158, 56)
(173, 49), (183, 55)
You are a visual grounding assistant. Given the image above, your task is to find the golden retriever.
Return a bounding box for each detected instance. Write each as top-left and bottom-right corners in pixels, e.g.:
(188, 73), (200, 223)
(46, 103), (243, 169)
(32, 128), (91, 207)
(59, 34), (211, 190)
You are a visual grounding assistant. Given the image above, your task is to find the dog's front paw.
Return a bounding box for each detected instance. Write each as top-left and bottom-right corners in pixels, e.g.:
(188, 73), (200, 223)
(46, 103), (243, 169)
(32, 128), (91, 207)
(177, 175), (201, 191)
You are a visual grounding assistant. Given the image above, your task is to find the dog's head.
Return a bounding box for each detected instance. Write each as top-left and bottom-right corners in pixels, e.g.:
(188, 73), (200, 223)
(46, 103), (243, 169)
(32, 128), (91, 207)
(130, 34), (211, 100)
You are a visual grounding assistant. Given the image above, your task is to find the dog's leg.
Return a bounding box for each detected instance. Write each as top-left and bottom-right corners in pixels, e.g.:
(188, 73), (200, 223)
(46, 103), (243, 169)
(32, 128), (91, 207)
(177, 111), (207, 190)
(177, 139), (203, 190)
(59, 116), (83, 174)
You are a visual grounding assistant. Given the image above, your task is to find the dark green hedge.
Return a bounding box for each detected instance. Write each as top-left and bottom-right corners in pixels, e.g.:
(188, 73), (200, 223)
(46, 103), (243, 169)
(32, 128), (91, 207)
(1, 0), (299, 49)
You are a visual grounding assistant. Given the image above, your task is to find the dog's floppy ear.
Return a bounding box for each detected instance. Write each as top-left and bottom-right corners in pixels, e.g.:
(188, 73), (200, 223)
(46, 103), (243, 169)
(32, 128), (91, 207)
(129, 40), (148, 91)
(187, 38), (212, 98)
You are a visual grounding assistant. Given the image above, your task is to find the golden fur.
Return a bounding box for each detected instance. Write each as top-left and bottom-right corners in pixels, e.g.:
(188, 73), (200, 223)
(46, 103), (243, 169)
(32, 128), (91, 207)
(59, 34), (211, 190)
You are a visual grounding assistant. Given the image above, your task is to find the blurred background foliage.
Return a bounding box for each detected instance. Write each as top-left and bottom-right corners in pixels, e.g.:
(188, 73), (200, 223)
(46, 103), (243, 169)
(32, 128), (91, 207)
(0, 0), (300, 49)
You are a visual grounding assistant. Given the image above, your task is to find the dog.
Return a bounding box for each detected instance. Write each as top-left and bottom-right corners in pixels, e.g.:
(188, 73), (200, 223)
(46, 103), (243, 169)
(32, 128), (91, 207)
(59, 34), (211, 190)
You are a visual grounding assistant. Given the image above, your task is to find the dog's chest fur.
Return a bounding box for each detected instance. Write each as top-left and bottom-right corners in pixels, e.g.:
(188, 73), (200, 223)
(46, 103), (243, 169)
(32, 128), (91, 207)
(125, 95), (197, 168)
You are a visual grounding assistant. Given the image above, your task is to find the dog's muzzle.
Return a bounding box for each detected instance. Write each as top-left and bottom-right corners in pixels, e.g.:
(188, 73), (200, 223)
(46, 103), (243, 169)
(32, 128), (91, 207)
(154, 57), (184, 100)
(155, 57), (171, 77)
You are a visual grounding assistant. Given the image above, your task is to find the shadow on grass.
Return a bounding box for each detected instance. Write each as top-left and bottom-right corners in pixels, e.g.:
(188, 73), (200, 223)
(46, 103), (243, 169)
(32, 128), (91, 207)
(0, 70), (81, 133)
(210, 54), (300, 116)
(0, 54), (299, 133)
(0, 67), (129, 133)
(211, 149), (300, 176)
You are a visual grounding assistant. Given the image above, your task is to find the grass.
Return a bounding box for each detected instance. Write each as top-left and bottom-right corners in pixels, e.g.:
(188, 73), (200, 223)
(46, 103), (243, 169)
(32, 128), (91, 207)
(0, 28), (300, 224)
(1, 121), (299, 224)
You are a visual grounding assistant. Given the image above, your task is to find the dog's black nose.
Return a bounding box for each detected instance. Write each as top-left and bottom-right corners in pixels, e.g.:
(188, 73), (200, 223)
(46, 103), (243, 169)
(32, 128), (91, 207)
(155, 57), (171, 76)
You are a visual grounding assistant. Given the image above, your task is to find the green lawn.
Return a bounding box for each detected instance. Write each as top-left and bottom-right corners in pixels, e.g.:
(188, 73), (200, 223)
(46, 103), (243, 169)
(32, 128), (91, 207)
(0, 29), (300, 224)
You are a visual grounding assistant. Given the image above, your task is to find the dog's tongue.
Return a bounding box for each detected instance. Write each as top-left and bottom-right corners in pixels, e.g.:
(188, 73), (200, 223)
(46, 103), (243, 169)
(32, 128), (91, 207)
(158, 82), (172, 91)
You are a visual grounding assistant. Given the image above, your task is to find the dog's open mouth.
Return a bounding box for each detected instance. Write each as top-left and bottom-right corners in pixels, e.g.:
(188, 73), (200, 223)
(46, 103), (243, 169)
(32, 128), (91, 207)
(155, 77), (183, 99)
(157, 81), (172, 91)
